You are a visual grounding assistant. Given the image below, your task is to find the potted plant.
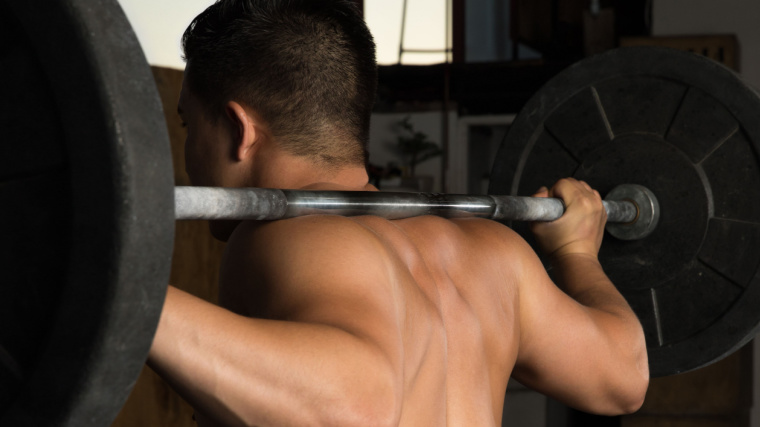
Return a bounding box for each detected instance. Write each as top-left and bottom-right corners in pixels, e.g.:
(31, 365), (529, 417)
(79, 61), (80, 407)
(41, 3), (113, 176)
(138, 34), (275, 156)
(395, 116), (443, 182)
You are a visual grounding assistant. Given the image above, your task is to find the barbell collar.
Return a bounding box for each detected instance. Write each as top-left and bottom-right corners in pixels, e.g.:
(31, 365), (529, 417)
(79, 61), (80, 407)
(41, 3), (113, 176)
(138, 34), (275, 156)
(175, 186), (647, 226)
(604, 184), (661, 240)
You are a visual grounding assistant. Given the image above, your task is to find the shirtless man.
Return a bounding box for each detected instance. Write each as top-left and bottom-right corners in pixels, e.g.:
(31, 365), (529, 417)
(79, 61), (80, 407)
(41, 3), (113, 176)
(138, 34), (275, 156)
(146, 0), (649, 425)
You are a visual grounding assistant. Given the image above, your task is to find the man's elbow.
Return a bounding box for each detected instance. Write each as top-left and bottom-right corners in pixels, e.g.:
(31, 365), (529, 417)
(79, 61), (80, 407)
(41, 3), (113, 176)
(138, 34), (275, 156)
(606, 363), (649, 415)
(589, 350), (649, 416)
(588, 375), (647, 416)
(609, 319), (649, 414)
(617, 374), (648, 414)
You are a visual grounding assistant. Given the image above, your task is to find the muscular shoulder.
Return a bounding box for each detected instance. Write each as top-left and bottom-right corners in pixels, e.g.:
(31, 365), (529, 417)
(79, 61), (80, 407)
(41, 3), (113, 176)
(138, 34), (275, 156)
(398, 217), (537, 267)
(229, 215), (389, 263)
(222, 215), (398, 320)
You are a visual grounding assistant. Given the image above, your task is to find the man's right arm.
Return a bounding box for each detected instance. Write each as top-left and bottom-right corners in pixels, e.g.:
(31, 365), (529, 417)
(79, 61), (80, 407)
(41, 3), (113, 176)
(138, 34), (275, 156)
(147, 216), (405, 427)
(510, 178), (649, 415)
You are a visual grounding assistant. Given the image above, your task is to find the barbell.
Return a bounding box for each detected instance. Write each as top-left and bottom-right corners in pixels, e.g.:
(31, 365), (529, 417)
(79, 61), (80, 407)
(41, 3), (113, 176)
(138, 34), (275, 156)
(173, 184), (660, 240)
(3, 0), (760, 426)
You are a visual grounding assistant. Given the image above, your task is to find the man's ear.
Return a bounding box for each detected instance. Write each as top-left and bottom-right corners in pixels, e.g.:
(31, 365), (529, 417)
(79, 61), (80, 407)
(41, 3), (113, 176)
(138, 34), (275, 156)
(225, 100), (259, 161)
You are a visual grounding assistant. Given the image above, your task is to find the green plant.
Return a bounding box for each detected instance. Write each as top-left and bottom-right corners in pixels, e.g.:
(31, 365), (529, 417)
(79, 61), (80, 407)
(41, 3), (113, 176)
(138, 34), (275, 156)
(395, 116), (443, 176)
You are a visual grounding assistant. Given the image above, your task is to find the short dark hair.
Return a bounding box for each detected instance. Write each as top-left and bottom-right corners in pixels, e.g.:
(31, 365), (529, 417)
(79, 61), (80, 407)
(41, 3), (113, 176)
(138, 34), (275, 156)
(182, 0), (377, 167)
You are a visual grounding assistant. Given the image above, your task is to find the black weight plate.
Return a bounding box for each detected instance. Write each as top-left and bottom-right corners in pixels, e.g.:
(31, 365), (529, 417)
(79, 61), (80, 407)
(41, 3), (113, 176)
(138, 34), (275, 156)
(0, 0), (174, 425)
(0, 173), (70, 416)
(489, 47), (760, 377)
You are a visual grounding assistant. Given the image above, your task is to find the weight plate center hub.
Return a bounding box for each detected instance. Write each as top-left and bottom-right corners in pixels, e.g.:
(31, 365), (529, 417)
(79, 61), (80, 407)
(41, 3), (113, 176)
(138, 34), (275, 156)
(577, 133), (711, 292)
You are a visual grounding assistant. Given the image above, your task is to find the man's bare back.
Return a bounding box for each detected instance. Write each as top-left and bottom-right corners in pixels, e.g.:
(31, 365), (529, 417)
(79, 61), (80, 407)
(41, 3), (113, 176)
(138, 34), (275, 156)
(178, 181), (646, 426)
(211, 215), (519, 426)
(151, 185), (647, 427)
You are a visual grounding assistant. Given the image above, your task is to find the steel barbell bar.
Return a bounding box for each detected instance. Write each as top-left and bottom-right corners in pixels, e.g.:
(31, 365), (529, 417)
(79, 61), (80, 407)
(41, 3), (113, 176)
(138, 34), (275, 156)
(175, 183), (660, 240)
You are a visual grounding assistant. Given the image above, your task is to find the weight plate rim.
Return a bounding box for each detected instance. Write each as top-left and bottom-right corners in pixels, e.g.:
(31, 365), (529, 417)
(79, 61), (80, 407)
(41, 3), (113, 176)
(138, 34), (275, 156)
(1, 0), (174, 425)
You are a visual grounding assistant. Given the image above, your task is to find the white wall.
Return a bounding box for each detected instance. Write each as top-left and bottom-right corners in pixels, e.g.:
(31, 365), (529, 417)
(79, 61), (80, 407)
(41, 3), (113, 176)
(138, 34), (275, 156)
(653, 0), (760, 88)
(116, 0), (213, 69)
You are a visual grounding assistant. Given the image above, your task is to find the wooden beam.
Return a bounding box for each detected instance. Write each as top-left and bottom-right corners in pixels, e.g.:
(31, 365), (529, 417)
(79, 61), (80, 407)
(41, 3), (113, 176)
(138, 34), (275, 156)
(452, 0), (465, 63)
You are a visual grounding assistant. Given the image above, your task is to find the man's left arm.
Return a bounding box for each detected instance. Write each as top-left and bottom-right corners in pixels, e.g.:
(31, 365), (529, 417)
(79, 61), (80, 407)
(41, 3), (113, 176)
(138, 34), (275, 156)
(147, 216), (404, 427)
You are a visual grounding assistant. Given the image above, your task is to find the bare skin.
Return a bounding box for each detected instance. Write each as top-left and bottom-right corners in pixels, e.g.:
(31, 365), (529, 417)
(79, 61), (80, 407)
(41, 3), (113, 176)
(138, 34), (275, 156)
(146, 78), (649, 427)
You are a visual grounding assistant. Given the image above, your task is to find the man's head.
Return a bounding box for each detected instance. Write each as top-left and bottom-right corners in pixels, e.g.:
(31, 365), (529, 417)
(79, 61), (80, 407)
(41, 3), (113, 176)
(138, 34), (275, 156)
(181, 0), (377, 169)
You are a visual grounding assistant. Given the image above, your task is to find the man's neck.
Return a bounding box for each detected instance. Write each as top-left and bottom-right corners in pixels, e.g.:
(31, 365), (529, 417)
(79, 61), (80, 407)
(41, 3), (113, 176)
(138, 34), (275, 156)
(249, 146), (374, 192)
(211, 154), (374, 242)
(298, 167), (377, 192)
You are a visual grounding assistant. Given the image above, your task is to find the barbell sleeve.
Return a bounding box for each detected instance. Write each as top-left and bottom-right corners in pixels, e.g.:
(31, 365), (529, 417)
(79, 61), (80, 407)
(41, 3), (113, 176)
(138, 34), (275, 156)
(174, 186), (642, 223)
